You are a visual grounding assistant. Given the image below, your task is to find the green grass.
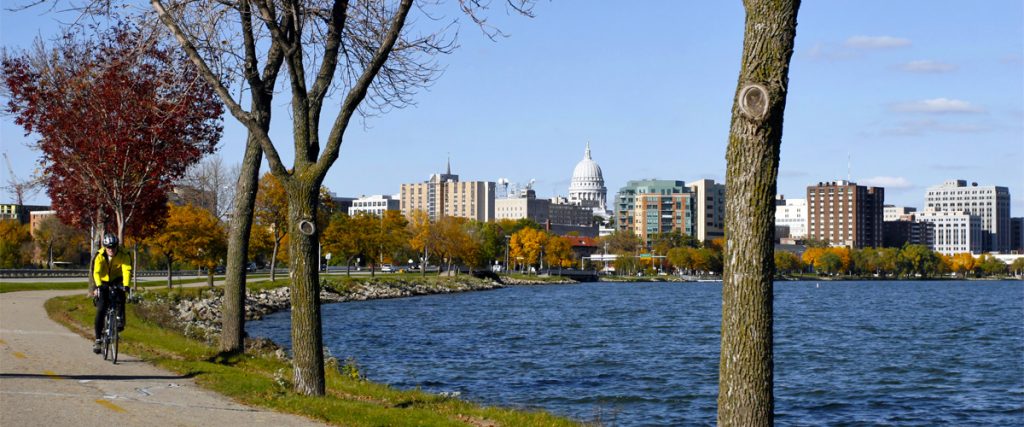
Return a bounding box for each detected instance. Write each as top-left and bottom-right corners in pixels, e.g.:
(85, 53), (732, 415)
(44, 285), (583, 427)
(0, 277), (210, 293)
(501, 273), (574, 283)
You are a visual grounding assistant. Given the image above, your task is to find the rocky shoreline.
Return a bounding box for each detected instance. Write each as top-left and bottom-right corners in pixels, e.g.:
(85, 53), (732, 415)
(170, 275), (573, 338)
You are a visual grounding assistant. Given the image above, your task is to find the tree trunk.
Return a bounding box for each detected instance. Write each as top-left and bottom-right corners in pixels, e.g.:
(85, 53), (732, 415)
(718, 2), (800, 426)
(286, 180), (324, 396)
(220, 128), (265, 353)
(270, 238), (280, 281)
(207, 270), (215, 287)
(166, 256), (173, 289)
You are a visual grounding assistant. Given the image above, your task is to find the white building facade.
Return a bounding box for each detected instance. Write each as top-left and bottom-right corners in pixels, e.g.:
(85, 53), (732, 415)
(924, 180), (1010, 252)
(917, 209), (983, 255)
(774, 196), (807, 239)
(348, 195), (400, 217)
(884, 205), (918, 222)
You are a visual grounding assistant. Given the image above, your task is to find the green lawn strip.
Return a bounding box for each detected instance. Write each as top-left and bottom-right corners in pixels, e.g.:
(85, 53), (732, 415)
(501, 273), (573, 283)
(44, 287), (581, 427)
(1, 277), (210, 294)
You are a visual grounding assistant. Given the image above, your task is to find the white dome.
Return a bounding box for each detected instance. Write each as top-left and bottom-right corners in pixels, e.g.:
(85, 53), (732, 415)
(568, 143), (607, 211)
(571, 144), (604, 184)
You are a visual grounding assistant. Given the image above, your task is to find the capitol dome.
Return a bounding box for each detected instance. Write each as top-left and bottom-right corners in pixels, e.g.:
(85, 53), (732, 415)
(568, 143), (607, 211)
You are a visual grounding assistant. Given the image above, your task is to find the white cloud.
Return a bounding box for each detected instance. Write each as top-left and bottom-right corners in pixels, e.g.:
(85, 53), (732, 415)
(899, 60), (957, 73)
(890, 98), (985, 114)
(844, 36), (912, 49)
(860, 176), (913, 189)
(878, 119), (991, 136)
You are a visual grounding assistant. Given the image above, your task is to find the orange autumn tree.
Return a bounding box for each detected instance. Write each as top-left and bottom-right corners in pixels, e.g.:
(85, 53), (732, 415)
(148, 204), (227, 287)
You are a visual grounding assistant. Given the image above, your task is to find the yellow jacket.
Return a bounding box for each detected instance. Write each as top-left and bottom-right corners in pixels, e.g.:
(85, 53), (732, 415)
(93, 248), (132, 288)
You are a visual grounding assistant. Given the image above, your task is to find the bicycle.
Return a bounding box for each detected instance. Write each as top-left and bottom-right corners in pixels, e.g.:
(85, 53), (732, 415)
(99, 287), (129, 364)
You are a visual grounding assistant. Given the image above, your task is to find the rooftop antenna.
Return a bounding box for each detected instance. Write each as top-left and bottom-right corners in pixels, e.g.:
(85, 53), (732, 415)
(446, 153), (451, 175)
(846, 151), (851, 182)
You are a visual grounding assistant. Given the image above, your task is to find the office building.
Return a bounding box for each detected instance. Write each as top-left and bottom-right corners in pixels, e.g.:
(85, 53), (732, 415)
(1011, 217), (1023, 253)
(614, 180), (688, 233)
(917, 209), (983, 255)
(806, 180), (884, 248)
(924, 180), (1010, 252)
(496, 189), (596, 237)
(774, 195), (807, 240)
(348, 195), (400, 217)
(884, 205), (917, 222)
(882, 214), (935, 248)
(631, 192), (695, 246)
(689, 179), (726, 242)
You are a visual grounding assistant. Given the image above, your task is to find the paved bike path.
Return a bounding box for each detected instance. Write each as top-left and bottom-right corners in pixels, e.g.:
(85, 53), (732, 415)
(0, 289), (324, 426)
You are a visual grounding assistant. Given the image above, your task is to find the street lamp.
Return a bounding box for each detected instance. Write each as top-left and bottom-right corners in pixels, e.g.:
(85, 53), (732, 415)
(504, 235), (511, 274)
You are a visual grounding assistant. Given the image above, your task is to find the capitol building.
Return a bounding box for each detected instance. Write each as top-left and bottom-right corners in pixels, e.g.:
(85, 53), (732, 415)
(568, 143), (609, 216)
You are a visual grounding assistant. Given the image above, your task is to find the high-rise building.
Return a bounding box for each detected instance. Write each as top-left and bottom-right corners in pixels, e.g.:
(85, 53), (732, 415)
(568, 143), (608, 214)
(348, 195), (400, 217)
(1011, 217), (1023, 253)
(631, 192), (694, 246)
(774, 195), (807, 240)
(884, 205), (917, 222)
(924, 180), (1010, 252)
(614, 179), (688, 233)
(882, 214), (935, 249)
(688, 179), (726, 242)
(613, 178), (724, 244)
(806, 180), (884, 248)
(399, 160), (495, 222)
(917, 209), (983, 255)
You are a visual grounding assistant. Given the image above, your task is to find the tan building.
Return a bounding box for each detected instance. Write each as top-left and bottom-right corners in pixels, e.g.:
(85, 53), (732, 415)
(631, 193), (694, 246)
(400, 161), (494, 222)
(806, 180), (884, 248)
(688, 179), (726, 242)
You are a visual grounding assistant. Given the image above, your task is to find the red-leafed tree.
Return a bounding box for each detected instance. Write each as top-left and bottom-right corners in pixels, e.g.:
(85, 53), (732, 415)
(1, 23), (222, 243)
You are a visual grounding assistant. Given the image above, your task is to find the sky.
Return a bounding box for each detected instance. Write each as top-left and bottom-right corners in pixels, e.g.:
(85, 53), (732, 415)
(2, 1), (1022, 215)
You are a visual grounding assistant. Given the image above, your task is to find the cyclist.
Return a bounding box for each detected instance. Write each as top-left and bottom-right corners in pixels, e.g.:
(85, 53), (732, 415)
(90, 233), (132, 354)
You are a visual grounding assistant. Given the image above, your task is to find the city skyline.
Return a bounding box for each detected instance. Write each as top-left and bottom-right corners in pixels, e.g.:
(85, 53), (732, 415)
(2, 1), (1021, 214)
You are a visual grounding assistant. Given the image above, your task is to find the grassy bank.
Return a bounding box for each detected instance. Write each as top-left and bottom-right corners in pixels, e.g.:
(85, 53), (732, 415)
(0, 277), (211, 293)
(45, 282), (581, 426)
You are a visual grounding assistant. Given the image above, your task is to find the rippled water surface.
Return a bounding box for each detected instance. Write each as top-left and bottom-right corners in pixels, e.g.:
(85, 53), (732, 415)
(248, 281), (1024, 425)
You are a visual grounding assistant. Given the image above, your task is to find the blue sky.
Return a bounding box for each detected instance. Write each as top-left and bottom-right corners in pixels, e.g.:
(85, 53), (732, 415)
(2, 1), (1022, 214)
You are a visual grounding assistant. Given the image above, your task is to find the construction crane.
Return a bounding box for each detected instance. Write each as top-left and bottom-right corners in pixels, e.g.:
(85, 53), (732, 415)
(3, 152), (42, 205)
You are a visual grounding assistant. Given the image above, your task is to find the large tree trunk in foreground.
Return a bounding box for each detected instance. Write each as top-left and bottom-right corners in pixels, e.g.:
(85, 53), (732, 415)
(287, 180), (325, 395)
(718, 1), (800, 426)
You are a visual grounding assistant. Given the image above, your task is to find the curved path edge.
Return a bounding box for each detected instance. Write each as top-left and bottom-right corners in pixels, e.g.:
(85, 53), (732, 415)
(0, 288), (325, 427)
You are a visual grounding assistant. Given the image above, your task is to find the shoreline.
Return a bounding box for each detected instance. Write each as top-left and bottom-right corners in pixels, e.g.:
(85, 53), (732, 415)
(170, 274), (575, 337)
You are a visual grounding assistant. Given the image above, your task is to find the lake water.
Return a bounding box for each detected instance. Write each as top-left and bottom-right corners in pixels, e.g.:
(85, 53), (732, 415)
(247, 281), (1024, 426)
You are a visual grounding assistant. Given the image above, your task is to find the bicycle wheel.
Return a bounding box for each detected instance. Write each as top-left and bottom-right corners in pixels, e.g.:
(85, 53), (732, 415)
(102, 308), (115, 360)
(111, 318), (119, 364)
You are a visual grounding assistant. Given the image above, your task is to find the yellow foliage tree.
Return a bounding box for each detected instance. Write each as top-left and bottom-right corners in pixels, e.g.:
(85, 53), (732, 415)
(148, 204), (227, 287)
(802, 247), (826, 270)
(510, 228), (548, 272)
(0, 220), (32, 269)
(826, 247), (852, 274)
(544, 235), (575, 270)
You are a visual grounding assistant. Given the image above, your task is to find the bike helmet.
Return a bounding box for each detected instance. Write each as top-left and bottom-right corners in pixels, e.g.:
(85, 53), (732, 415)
(102, 233), (119, 248)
